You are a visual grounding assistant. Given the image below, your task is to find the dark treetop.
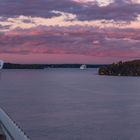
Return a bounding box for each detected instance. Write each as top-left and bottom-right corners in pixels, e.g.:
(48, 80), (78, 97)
(99, 60), (140, 76)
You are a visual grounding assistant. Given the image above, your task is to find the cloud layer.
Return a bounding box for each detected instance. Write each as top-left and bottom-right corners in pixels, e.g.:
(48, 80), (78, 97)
(0, 27), (140, 59)
(0, 0), (140, 63)
(0, 0), (140, 22)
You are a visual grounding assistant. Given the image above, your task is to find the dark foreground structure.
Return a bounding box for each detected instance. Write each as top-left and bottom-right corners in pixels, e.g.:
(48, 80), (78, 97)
(99, 60), (140, 76)
(0, 108), (30, 140)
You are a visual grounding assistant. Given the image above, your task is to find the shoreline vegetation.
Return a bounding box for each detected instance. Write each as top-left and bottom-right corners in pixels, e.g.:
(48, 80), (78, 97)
(99, 60), (140, 76)
(3, 63), (108, 69)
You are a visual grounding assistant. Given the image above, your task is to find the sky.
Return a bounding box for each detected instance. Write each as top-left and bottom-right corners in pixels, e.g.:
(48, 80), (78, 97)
(0, 0), (140, 64)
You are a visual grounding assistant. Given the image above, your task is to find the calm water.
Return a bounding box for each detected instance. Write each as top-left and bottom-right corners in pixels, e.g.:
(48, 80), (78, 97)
(0, 69), (140, 140)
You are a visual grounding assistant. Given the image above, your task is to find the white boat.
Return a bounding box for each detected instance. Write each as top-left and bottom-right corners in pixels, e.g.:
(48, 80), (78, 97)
(0, 60), (4, 70)
(80, 64), (87, 70)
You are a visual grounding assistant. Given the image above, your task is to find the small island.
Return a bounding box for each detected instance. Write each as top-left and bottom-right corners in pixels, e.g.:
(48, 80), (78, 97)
(99, 60), (140, 76)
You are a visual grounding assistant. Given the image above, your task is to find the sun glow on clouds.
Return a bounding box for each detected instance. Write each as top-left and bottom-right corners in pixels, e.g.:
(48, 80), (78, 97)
(0, 11), (78, 31)
(132, 0), (140, 3)
(74, 0), (140, 5)
(73, 0), (113, 6)
(1, 0), (140, 32)
(1, 12), (140, 32)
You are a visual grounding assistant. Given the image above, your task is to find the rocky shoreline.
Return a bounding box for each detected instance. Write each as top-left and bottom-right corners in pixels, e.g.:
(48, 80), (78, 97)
(99, 60), (140, 76)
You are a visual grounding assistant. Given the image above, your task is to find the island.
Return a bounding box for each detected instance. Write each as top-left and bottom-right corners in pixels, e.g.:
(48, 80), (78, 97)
(99, 60), (140, 76)
(3, 63), (108, 69)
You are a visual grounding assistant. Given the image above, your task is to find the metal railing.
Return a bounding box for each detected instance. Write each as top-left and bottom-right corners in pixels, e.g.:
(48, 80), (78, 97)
(0, 108), (30, 140)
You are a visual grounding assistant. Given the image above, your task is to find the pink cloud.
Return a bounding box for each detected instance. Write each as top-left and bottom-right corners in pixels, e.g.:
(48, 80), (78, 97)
(0, 27), (140, 63)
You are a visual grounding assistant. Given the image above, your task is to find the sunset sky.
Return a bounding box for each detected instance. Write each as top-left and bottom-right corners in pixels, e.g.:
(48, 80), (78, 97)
(0, 0), (140, 64)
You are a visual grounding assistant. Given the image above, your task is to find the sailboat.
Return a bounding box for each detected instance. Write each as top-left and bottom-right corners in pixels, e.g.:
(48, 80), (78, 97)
(80, 64), (87, 70)
(0, 60), (4, 70)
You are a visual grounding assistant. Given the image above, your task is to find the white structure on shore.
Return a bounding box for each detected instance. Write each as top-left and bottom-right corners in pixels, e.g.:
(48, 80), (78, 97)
(0, 60), (4, 69)
(0, 108), (30, 140)
(80, 64), (87, 70)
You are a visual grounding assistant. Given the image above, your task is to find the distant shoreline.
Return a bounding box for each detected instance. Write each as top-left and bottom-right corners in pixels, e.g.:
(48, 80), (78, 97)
(3, 63), (108, 69)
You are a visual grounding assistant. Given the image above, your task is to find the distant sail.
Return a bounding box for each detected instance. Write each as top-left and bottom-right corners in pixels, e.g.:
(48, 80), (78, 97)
(0, 60), (4, 69)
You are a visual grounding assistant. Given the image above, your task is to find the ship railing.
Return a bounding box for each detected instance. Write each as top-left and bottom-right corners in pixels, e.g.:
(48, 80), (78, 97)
(0, 108), (30, 140)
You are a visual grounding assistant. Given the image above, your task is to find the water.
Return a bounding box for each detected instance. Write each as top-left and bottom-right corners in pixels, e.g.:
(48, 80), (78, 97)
(0, 68), (140, 140)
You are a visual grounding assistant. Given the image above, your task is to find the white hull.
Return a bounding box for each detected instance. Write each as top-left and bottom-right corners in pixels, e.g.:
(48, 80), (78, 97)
(0, 60), (4, 70)
(80, 64), (86, 70)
